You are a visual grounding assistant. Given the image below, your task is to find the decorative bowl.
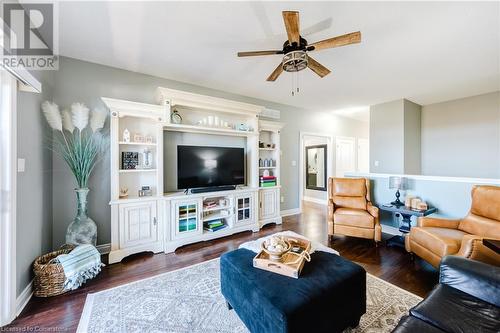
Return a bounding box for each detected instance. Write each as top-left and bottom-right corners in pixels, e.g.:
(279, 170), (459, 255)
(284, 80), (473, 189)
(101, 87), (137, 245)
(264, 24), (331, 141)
(261, 236), (291, 261)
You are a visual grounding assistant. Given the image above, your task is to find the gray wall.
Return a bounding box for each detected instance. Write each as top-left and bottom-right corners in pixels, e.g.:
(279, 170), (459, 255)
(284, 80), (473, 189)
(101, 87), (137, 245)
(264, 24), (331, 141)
(421, 91), (500, 178)
(370, 100), (405, 173)
(16, 71), (54, 296)
(370, 98), (423, 175)
(403, 99), (422, 175)
(51, 57), (369, 246)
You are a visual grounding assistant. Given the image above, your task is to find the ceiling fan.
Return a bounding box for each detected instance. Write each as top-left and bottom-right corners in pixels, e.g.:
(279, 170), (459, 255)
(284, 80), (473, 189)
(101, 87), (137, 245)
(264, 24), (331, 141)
(237, 11), (361, 82)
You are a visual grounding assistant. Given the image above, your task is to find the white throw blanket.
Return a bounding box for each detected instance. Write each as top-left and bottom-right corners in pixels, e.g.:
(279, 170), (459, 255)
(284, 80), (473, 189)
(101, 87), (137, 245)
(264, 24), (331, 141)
(55, 245), (104, 291)
(239, 231), (339, 255)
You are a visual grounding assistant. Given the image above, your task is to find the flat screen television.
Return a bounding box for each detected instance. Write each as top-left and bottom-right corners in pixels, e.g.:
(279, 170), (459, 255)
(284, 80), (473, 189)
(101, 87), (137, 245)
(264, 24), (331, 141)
(177, 145), (245, 189)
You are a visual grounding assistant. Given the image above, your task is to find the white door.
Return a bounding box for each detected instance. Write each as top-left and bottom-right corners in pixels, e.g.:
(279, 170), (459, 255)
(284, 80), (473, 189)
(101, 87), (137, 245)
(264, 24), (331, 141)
(357, 138), (370, 173)
(259, 189), (278, 220)
(335, 137), (356, 177)
(119, 201), (159, 248)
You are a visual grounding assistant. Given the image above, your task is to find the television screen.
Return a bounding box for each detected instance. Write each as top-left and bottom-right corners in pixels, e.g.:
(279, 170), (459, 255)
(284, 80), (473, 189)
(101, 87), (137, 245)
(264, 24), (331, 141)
(177, 146), (245, 189)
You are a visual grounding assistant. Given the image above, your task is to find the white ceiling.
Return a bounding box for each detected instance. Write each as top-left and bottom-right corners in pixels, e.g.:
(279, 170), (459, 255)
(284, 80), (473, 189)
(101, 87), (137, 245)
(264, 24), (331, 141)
(58, 1), (499, 113)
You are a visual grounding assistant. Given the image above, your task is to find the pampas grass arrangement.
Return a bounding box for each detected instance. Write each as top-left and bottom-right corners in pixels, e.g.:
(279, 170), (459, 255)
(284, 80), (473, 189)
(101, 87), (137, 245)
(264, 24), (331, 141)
(42, 101), (108, 188)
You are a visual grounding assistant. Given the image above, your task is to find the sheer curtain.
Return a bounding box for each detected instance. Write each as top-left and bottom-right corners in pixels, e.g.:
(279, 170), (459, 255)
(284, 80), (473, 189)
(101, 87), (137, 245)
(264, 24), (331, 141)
(0, 68), (17, 326)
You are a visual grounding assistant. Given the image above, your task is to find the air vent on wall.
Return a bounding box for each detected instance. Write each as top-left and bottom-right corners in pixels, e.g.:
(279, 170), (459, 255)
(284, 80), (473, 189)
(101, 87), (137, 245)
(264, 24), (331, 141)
(261, 108), (281, 119)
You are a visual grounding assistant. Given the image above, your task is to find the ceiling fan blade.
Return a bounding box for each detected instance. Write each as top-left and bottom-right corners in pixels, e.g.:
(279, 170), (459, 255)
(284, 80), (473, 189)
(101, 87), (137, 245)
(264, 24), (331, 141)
(307, 56), (331, 78)
(237, 50), (282, 57)
(282, 11), (300, 44)
(266, 63), (284, 81)
(308, 31), (361, 51)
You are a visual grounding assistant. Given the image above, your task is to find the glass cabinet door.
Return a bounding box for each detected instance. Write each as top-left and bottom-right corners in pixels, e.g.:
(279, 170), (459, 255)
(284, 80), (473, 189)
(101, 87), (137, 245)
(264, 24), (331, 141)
(236, 195), (253, 224)
(174, 200), (201, 238)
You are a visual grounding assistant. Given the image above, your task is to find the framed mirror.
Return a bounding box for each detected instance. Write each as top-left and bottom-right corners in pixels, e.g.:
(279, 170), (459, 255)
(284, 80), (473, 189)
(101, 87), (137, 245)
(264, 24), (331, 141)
(306, 144), (327, 191)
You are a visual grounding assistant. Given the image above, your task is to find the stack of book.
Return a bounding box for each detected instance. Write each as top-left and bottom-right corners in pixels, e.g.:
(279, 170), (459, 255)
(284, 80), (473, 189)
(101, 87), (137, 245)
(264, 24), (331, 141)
(204, 200), (218, 210)
(260, 176), (277, 187)
(204, 219), (227, 232)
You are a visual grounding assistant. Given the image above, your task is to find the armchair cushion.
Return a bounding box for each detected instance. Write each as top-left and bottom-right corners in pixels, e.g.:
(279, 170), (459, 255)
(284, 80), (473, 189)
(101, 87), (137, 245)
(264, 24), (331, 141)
(334, 208), (374, 229)
(459, 213), (500, 238)
(410, 284), (500, 333)
(332, 196), (366, 210)
(470, 185), (500, 221)
(392, 316), (445, 333)
(439, 256), (500, 307)
(410, 227), (467, 257)
(329, 178), (367, 210)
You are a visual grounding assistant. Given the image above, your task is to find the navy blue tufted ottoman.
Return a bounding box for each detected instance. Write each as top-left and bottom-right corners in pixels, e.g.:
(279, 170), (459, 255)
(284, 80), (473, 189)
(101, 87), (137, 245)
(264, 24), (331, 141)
(220, 248), (366, 333)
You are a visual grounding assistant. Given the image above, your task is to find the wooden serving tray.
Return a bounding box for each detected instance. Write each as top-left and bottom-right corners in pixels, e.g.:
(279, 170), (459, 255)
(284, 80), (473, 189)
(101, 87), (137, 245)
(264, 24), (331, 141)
(253, 237), (311, 279)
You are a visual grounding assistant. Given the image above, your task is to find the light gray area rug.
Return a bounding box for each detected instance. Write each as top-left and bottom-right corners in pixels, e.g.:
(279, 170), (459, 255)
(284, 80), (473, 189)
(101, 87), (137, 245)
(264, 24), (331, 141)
(77, 258), (422, 333)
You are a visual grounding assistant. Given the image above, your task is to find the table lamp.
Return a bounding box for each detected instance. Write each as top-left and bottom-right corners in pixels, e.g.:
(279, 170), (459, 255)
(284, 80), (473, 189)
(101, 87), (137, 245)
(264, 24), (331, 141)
(389, 176), (407, 207)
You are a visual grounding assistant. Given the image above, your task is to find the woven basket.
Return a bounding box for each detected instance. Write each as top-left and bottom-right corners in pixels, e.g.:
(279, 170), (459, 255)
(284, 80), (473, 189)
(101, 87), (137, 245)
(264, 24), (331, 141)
(33, 245), (75, 297)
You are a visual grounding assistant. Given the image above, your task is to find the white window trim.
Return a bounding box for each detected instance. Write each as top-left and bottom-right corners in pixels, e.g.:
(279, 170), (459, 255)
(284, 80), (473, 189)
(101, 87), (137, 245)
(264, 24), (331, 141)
(0, 68), (18, 326)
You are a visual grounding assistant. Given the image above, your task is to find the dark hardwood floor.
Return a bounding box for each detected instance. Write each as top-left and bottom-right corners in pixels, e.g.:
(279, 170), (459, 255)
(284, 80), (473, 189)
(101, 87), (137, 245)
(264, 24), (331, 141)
(7, 201), (438, 332)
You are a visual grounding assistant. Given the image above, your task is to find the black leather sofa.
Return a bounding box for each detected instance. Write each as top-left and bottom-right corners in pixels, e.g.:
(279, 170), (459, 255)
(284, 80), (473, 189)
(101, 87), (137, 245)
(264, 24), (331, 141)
(393, 256), (500, 332)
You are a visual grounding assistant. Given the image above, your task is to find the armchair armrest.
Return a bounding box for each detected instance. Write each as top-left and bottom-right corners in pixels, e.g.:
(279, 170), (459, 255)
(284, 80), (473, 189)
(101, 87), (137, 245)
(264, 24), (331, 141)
(367, 203), (379, 219)
(439, 255), (500, 307)
(417, 216), (460, 229)
(328, 199), (335, 221)
(457, 235), (500, 266)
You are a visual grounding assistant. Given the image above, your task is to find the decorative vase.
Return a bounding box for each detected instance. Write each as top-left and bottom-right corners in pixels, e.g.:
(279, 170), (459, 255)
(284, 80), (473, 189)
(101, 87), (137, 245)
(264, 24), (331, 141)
(66, 188), (97, 245)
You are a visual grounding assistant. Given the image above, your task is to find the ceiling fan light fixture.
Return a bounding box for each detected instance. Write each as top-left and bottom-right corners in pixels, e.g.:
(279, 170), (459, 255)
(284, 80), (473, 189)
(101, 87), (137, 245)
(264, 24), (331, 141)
(282, 50), (308, 73)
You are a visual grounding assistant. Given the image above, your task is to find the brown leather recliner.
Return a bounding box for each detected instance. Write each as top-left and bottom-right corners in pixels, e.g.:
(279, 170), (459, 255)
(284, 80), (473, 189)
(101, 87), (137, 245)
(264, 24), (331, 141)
(328, 177), (381, 244)
(406, 185), (500, 268)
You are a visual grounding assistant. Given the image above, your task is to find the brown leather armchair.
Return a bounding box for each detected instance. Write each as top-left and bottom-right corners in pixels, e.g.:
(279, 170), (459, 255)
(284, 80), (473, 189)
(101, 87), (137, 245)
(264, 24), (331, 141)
(328, 177), (381, 244)
(406, 185), (500, 268)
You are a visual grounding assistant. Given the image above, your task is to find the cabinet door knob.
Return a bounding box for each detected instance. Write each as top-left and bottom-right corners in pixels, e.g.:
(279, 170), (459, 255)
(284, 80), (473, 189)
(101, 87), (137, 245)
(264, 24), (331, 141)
(153, 217), (157, 226)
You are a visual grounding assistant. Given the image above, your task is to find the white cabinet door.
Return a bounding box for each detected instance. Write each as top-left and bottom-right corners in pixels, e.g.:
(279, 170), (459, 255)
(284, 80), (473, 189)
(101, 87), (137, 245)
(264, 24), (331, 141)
(119, 201), (158, 249)
(259, 189), (279, 220)
(171, 199), (202, 240)
(235, 193), (254, 225)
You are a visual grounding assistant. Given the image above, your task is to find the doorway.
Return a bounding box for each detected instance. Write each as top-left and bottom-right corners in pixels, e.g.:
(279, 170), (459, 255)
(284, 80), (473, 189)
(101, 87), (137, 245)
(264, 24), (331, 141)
(335, 136), (356, 177)
(299, 133), (333, 208)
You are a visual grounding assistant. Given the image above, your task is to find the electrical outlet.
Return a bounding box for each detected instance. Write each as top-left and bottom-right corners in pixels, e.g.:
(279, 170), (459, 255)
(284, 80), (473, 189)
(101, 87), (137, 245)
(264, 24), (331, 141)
(291, 160), (297, 167)
(280, 196), (284, 203)
(374, 160), (379, 167)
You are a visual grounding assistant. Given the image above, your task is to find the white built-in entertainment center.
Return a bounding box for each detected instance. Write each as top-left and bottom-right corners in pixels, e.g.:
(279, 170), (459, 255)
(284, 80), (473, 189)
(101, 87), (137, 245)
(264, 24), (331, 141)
(103, 88), (283, 263)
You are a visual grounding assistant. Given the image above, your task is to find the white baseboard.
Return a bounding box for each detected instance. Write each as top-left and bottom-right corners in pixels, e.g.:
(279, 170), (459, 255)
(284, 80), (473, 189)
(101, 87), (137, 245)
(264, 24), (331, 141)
(303, 196), (327, 205)
(280, 208), (301, 217)
(16, 280), (33, 316)
(381, 224), (403, 236)
(96, 243), (111, 255)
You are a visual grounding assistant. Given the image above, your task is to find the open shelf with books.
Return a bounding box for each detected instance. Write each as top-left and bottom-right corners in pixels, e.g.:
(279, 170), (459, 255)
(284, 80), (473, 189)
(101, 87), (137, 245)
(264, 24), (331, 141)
(258, 120), (284, 227)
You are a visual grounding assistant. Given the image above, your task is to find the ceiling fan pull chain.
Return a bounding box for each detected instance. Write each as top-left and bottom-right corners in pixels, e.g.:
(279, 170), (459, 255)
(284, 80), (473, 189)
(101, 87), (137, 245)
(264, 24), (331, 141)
(297, 71), (300, 93)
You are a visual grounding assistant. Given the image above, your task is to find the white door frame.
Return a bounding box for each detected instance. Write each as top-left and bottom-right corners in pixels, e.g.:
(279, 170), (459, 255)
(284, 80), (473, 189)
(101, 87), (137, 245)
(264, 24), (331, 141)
(299, 132), (334, 211)
(0, 69), (18, 326)
(335, 136), (356, 177)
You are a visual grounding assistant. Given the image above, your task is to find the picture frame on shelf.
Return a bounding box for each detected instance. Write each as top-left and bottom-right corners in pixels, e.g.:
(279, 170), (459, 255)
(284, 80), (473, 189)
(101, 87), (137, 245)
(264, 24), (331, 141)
(133, 133), (145, 143)
(122, 152), (139, 169)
